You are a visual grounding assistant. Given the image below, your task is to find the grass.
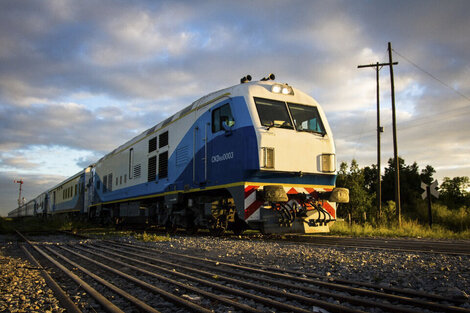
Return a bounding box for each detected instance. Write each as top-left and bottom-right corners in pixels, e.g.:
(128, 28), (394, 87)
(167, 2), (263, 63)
(329, 219), (470, 239)
(132, 231), (170, 242)
(81, 229), (170, 242)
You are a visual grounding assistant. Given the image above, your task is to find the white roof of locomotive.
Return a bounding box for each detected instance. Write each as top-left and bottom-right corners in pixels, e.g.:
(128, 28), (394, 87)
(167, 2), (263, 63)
(100, 80), (318, 161)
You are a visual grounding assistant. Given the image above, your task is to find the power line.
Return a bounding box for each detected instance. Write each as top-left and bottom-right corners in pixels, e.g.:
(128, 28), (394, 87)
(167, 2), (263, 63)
(337, 99), (470, 141)
(392, 49), (470, 103)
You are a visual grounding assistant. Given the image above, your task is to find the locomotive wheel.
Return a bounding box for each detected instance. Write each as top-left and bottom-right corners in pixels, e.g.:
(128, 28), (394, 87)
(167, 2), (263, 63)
(209, 227), (225, 236)
(165, 221), (177, 235)
(208, 215), (226, 236)
(230, 215), (246, 236)
(231, 226), (244, 236)
(186, 223), (198, 235)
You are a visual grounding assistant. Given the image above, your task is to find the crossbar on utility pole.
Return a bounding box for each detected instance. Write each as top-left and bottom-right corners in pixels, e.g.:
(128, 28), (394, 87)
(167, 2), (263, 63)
(358, 61), (397, 223)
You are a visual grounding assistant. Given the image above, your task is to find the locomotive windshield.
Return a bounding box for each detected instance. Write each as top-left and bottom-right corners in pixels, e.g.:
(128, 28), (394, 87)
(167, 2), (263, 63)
(254, 97), (325, 135)
(288, 102), (325, 135)
(254, 98), (294, 129)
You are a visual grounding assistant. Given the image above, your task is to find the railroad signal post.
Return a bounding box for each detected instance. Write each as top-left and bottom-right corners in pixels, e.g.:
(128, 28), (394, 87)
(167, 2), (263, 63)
(14, 179), (24, 218)
(14, 179), (24, 206)
(421, 180), (439, 228)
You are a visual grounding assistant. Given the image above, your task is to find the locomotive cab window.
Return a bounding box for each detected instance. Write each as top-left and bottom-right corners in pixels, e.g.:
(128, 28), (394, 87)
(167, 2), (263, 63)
(212, 103), (235, 132)
(288, 102), (326, 135)
(254, 97), (293, 129)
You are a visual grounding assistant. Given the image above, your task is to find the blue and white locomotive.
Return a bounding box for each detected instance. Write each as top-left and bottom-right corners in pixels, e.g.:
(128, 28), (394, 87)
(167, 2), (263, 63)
(9, 74), (348, 234)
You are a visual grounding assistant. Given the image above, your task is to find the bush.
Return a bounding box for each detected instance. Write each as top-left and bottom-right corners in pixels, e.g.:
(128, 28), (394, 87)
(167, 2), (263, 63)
(411, 201), (470, 232)
(330, 219), (470, 239)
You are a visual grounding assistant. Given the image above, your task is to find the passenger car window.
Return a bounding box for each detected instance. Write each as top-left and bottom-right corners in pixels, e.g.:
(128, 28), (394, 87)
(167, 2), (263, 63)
(212, 103), (235, 132)
(254, 97), (293, 129)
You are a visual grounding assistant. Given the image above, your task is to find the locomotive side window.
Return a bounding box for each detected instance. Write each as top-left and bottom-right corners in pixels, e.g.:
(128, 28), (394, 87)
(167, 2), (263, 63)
(254, 97), (293, 129)
(288, 103), (326, 135)
(212, 103), (235, 133)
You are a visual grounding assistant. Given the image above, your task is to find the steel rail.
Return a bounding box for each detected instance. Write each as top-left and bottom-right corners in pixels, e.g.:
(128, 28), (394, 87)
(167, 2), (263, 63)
(240, 260), (468, 304)
(15, 231), (124, 313)
(105, 241), (419, 313)
(113, 240), (469, 304)
(110, 243), (421, 313)
(107, 240), (470, 313)
(19, 245), (82, 313)
(58, 244), (258, 313)
(43, 246), (161, 313)
(86, 242), (364, 313)
(74, 243), (320, 313)
(270, 235), (470, 256)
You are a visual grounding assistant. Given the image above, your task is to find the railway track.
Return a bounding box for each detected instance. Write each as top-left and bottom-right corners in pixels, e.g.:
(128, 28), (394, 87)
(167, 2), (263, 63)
(103, 228), (470, 256)
(15, 231), (470, 313)
(262, 235), (470, 256)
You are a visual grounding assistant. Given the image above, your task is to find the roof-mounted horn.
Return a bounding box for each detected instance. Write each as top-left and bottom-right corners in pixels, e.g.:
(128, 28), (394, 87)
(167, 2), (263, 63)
(240, 75), (252, 84)
(261, 73), (275, 81)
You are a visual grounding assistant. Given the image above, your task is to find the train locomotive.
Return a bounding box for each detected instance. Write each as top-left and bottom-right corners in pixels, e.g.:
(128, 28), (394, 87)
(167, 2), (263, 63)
(8, 74), (348, 234)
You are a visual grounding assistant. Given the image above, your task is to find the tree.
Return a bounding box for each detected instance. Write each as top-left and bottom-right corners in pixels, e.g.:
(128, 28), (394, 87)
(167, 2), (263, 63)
(381, 157), (435, 219)
(363, 164), (378, 195)
(420, 165), (435, 185)
(439, 176), (470, 210)
(336, 160), (374, 224)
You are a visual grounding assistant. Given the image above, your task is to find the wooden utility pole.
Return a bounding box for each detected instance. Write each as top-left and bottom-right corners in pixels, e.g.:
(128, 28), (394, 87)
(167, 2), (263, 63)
(357, 61), (397, 223)
(388, 42), (401, 228)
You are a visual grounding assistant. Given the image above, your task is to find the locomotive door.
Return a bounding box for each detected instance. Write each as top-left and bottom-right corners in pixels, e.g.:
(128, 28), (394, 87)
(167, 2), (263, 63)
(194, 120), (212, 185)
(194, 99), (234, 185)
(207, 100), (236, 183)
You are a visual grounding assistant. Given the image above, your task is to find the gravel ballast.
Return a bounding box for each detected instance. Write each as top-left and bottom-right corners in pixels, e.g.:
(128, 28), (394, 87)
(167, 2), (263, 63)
(0, 239), (64, 313)
(147, 236), (470, 301)
(2, 233), (469, 312)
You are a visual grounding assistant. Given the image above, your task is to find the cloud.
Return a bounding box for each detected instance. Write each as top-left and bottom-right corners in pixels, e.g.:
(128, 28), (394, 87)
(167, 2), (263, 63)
(0, 171), (66, 215)
(1, 0), (470, 215)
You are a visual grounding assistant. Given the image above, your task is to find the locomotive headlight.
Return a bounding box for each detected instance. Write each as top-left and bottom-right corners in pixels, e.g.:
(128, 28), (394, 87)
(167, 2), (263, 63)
(271, 84), (294, 95)
(261, 147), (275, 169)
(271, 84), (282, 93)
(321, 153), (336, 173)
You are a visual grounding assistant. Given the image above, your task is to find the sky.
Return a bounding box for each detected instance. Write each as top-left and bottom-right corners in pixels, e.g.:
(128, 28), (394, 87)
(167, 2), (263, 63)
(1, 0), (469, 216)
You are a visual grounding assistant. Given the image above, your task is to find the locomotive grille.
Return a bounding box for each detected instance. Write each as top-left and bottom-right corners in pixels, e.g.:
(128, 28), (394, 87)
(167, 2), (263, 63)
(158, 151), (168, 178)
(148, 137), (157, 153)
(159, 131), (169, 148)
(133, 164), (141, 178)
(148, 156), (157, 181)
(107, 173), (113, 192)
